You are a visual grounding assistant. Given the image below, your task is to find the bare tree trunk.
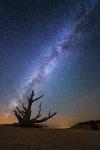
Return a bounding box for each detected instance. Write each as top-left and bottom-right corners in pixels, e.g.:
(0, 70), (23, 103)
(14, 90), (57, 127)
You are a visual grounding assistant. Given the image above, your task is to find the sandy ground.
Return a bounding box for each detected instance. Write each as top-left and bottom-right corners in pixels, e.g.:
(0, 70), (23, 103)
(0, 126), (100, 150)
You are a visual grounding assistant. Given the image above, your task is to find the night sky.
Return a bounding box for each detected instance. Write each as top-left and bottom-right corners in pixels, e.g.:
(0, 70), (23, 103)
(0, 0), (100, 128)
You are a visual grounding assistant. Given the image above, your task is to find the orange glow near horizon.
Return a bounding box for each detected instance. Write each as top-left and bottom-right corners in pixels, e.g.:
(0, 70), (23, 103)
(0, 118), (16, 125)
(0, 117), (70, 128)
(0, 110), (74, 128)
(0, 111), (17, 125)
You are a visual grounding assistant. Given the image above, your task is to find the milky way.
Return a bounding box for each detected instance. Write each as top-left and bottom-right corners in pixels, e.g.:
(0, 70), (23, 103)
(19, 0), (98, 99)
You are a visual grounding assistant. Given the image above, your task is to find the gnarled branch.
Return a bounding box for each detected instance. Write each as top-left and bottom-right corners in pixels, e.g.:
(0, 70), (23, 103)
(16, 107), (25, 117)
(22, 103), (27, 112)
(32, 94), (44, 102)
(31, 111), (57, 123)
(33, 102), (42, 120)
(14, 110), (23, 122)
(14, 90), (57, 127)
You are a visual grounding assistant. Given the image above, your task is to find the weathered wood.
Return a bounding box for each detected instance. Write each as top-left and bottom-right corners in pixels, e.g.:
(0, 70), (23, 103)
(14, 90), (57, 127)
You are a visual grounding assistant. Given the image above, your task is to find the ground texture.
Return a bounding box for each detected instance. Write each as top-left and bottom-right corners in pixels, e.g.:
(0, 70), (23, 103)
(0, 126), (100, 150)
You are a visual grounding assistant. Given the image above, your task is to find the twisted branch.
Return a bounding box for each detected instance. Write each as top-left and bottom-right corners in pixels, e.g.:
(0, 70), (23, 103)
(14, 90), (57, 127)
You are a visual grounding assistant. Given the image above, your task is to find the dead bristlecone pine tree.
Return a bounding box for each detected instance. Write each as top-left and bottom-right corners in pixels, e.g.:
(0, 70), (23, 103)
(14, 90), (57, 127)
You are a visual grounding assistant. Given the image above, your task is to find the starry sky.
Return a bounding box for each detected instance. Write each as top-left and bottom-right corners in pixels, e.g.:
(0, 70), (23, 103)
(0, 0), (100, 128)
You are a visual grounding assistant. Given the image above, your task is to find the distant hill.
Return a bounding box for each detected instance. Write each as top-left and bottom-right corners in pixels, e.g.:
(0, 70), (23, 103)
(71, 120), (100, 130)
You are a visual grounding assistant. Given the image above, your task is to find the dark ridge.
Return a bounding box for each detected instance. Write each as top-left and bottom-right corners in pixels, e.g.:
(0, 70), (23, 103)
(71, 120), (100, 130)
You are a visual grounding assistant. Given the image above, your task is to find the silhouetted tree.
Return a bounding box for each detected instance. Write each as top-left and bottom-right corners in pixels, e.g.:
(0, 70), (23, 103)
(14, 90), (57, 127)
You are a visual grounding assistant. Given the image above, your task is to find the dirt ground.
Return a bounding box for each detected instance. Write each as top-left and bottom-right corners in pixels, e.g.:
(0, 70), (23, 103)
(0, 126), (100, 150)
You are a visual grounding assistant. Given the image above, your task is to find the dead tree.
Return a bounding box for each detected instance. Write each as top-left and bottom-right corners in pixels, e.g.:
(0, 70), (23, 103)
(14, 90), (57, 127)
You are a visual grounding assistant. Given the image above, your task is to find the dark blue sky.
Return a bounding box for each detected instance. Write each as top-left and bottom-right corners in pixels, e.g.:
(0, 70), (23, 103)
(0, 0), (99, 127)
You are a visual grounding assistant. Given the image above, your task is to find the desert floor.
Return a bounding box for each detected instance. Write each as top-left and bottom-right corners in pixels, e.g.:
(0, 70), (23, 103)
(0, 126), (100, 150)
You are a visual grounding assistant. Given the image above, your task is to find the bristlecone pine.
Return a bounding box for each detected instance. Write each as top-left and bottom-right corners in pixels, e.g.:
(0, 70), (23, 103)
(14, 90), (57, 127)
